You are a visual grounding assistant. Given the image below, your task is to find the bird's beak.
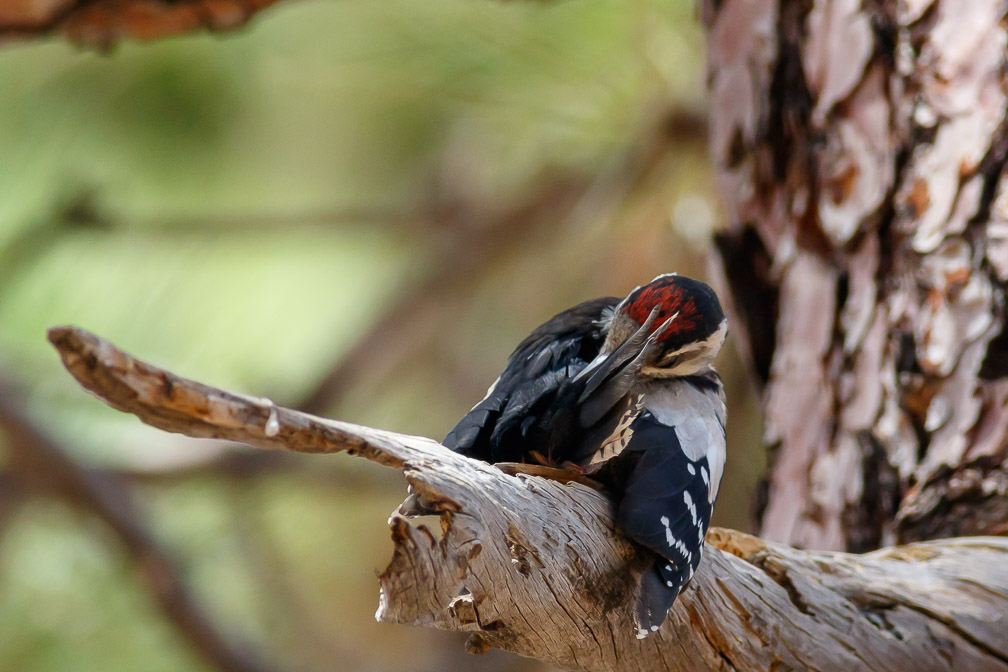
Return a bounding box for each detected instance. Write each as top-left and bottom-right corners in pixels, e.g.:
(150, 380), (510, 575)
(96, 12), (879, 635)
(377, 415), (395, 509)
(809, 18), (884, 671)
(579, 350), (610, 376)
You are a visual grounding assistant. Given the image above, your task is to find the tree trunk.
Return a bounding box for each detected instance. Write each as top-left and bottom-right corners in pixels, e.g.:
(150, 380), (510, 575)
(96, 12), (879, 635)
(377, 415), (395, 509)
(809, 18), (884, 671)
(706, 0), (1008, 552)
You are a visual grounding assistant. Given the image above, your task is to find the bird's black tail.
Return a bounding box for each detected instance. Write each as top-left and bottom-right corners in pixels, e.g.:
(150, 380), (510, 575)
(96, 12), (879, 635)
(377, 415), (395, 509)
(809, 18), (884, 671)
(634, 558), (691, 638)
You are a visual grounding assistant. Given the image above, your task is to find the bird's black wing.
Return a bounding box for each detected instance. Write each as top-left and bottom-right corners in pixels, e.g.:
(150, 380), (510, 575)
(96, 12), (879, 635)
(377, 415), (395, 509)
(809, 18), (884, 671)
(613, 411), (714, 636)
(443, 297), (619, 463)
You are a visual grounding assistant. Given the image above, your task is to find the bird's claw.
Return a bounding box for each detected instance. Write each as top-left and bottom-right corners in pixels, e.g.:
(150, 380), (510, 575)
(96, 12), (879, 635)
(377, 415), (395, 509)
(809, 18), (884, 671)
(495, 462), (606, 491)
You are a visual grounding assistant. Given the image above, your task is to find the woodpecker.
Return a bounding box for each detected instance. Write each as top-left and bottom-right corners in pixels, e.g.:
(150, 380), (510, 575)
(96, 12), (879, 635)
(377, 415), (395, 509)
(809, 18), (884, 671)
(443, 273), (727, 637)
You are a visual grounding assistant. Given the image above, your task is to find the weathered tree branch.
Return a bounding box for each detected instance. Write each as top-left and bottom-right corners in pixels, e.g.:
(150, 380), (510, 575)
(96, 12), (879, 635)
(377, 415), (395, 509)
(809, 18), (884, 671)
(47, 325), (1008, 671)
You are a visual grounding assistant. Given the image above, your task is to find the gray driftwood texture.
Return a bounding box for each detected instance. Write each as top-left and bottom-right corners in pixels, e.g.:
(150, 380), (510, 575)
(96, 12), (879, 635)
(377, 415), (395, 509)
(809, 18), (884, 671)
(49, 326), (1008, 671)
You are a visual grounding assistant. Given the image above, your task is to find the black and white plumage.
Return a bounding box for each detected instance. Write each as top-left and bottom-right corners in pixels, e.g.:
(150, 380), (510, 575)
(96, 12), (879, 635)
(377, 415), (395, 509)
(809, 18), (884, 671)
(443, 274), (727, 637)
(444, 296), (621, 464)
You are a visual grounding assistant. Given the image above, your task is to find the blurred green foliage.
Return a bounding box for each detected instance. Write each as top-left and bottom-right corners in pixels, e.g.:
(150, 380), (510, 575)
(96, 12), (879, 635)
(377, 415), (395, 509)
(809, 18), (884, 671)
(0, 1), (762, 670)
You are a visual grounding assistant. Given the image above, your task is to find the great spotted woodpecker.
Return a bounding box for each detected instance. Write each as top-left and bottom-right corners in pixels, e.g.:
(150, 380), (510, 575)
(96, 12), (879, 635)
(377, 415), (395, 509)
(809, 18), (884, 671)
(443, 273), (727, 637)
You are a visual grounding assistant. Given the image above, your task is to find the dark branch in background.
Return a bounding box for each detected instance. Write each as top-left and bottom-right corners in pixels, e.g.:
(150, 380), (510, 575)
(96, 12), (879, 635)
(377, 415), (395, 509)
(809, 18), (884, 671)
(0, 194), (421, 304)
(105, 449), (394, 489)
(0, 0), (284, 49)
(297, 106), (707, 415)
(1, 104), (704, 419)
(0, 388), (410, 672)
(225, 483), (369, 670)
(294, 174), (587, 415)
(44, 326), (1008, 672)
(0, 376), (279, 672)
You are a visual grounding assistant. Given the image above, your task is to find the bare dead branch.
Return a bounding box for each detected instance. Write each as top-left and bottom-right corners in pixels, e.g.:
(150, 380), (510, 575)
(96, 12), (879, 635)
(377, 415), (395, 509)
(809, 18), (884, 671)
(47, 325), (1008, 671)
(103, 449), (395, 489)
(292, 174), (587, 416)
(224, 482), (371, 671)
(0, 375), (278, 672)
(295, 109), (706, 416)
(0, 0), (282, 49)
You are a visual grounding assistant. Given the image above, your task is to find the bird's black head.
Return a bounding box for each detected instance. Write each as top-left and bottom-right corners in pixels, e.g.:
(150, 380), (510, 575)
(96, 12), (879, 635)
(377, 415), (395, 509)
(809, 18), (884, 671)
(605, 274), (727, 377)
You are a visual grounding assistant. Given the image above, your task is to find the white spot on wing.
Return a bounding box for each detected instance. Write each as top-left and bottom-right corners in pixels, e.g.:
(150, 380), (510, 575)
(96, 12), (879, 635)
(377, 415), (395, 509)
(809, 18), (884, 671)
(660, 515), (675, 547)
(683, 491), (697, 525)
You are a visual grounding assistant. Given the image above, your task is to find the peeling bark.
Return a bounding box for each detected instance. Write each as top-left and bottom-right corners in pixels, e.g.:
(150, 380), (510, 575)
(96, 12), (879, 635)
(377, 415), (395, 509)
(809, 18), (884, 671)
(46, 326), (1008, 671)
(706, 0), (1008, 551)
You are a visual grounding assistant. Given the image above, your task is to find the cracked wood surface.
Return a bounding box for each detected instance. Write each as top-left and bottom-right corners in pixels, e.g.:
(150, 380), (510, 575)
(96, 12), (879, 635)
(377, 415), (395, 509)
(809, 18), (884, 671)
(706, 0), (1008, 551)
(48, 325), (1008, 671)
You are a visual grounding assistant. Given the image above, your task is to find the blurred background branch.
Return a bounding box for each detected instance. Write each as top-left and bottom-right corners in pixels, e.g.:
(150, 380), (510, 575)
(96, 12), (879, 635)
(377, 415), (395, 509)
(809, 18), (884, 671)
(0, 377), (278, 672)
(296, 106), (704, 415)
(0, 0), (285, 50)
